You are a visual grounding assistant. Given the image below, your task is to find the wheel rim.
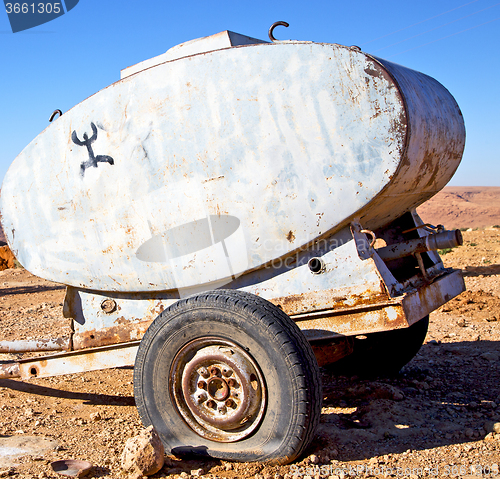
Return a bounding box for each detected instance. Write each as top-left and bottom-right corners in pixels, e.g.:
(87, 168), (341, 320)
(170, 337), (267, 442)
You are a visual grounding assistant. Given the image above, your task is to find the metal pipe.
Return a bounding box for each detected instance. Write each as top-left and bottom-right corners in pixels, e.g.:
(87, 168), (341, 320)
(0, 337), (70, 353)
(376, 229), (463, 261)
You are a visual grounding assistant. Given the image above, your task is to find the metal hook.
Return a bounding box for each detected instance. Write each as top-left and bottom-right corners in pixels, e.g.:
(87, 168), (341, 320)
(268, 21), (289, 42)
(360, 229), (377, 249)
(49, 109), (63, 122)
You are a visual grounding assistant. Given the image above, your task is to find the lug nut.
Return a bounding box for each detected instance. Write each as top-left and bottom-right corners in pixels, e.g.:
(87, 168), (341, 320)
(209, 366), (220, 377)
(227, 378), (238, 388)
(218, 405), (227, 415)
(197, 381), (207, 390)
(225, 399), (236, 408)
(199, 367), (210, 379)
(222, 368), (233, 377)
(206, 400), (216, 409)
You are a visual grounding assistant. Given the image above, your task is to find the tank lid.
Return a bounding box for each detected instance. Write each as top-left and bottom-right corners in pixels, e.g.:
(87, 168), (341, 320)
(121, 30), (268, 79)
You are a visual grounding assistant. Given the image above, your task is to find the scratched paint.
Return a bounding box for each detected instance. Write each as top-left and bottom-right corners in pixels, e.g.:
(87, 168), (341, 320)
(1, 33), (464, 294)
(0, 32), (466, 378)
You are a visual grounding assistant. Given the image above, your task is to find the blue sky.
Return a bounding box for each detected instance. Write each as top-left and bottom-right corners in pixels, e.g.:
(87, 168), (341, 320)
(0, 0), (498, 186)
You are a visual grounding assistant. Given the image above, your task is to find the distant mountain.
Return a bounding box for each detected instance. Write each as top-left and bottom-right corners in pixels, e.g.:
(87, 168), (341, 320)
(417, 186), (500, 229)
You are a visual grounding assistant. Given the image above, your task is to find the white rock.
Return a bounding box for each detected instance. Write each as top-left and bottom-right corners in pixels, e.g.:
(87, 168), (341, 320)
(89, 412), (101, 422)
(310, 454), (320, 464)
(121, 425), (165, 478)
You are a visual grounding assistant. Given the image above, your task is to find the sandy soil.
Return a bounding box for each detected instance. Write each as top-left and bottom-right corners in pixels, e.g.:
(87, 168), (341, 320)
(0, 228), (499, 479)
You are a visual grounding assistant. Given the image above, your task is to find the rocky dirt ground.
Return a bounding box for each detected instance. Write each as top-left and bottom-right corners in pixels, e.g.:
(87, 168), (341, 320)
(0, 227), (499, 479)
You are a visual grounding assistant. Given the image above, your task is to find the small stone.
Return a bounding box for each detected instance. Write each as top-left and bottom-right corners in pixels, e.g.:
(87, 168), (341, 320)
(310, 454), (320, 464)
(465, 428), (474, 438)
(481, 352), (500, 362)
(191, 469), (204, 477)
(486, 421), (500, 433)
(121, 425), (165, 478)
(89, 412), (101, 422)
(485, 432), (495, 441)
(225, 462), (233, 470)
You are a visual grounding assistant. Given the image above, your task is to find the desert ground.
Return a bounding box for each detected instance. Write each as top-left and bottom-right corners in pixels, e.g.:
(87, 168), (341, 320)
(0, 187), (499, 478)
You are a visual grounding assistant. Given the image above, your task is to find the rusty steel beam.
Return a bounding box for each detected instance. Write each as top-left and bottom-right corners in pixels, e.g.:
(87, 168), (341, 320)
(17, 341), (140, 380)
(0, 362), (20, 379)
(0, 337), (70, 353)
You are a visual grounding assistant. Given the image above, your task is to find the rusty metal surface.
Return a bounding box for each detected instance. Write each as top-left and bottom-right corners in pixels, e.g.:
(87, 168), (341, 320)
(310, 337), (353, 367)
(296, 303), (408, 341)
(401, 269), (465, 322)
(72, 320), (152, 350)
(63, 286), (177, 350)
(171, 338), (266, 442)
(358, 56), (465, 231)
(268, 287), (389, 317)
(0, 362), (20, 379)
(0, 337), (70, 353)
(0, 32), (466, 381)
(296, 268), (464, 341)
(376, 229), (463, 261)
(1, 34), (464, 294)
(17, 342), (139, 380)
(62, 215), (463, 350)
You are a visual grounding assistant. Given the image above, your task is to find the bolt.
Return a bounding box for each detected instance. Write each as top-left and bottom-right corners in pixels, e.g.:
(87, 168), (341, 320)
(209, 366), (220, 377)
(197, 381), (207, 390)
(199, 367), (210, 379)
(218, 405), (227, 415)
(206, 400), (216, 409)
(197, 393), (207, 404)
(225, 399), (236, 408)
(222, 368), (233, 377)
(227, 378), (238, 388)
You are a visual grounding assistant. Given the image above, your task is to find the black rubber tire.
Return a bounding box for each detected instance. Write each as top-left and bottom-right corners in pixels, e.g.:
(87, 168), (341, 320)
(133, 289), (321, 465)
(328, 316), (429, 377)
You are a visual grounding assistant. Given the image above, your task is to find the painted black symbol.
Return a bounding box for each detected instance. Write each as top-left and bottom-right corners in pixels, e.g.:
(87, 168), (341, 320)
(71, 122), (114, 177)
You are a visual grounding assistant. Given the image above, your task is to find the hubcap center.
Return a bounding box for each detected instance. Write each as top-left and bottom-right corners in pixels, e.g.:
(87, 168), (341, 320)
(207, 377), (230, 401)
